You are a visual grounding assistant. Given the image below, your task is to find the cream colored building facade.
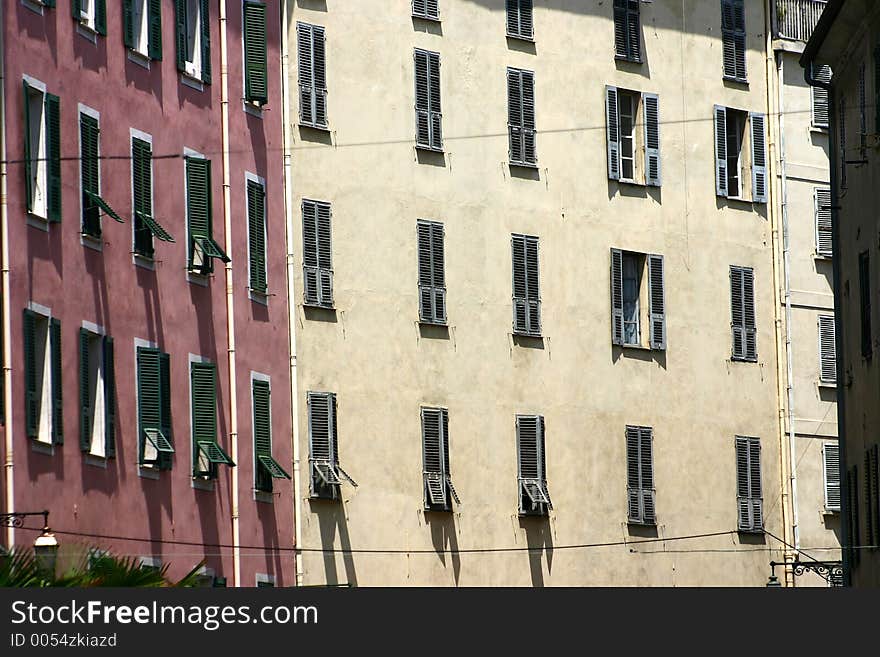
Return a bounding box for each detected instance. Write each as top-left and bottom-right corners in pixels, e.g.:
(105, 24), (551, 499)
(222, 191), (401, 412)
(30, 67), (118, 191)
(279, 0), (836, 586)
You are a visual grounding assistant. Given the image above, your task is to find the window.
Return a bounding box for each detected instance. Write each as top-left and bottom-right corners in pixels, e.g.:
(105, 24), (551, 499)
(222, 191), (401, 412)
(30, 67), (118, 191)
(611, 249), (665, 349)
(78, 328), (115, 458)
(253, 377), (290, 493)
(720, 0), (746, 82)
(137, 346), (173, 469)
(132, 135), (174, 258)
(186, 156), (228, 275)
(176, 0), (210, 83)
(23, 309), (62, 445)
(23, 78), (61, 223)
(511, 234), (540, 336)
(823, 442), (840, 513)
(507, 68), (536, 167)
(243, 1), (268, 105)
(308, 391), (357, 499)
(506, 0), (533, 40)
(735, 435), (762, 532)
(255, 574), (275, 587)
(302, 199), (333, 308)
(814, 187), (832, 258)
(247, 176), (268, 295)
(80, 110), (123, 238)
(297, 22), (327, 129)
(517, 415), (551, 516)
(412, 0), (439, 21)
(859, 251), (871, 358)
(613, 0), (640, 63)
(626, 425), (655, 525)
(818, 314), (837, 384)
(414, 49), (442, 151)
(421, 407), (459, 511)
(72, 0), (106, 35)
(713, 106), (767, 202)
(606, 87), (660, 185)
(417, 220), (446, 324)
(812, 65), (831, 128)
(730, 265), (757, 362)
(124, 0), (162, 60)
(847, 466), (860, 566)
(191, 360), (234, 479)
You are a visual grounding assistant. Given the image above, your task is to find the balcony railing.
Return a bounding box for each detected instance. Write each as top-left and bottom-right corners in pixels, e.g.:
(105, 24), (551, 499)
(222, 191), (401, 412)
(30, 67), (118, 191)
(775, 0), (827, 42)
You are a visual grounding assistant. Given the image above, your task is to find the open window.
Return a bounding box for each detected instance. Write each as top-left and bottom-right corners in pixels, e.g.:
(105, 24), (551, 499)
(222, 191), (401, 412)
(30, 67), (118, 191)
(137, 346), (173, 470)
(132, 135), (174, 258)
(606, 87), (660, 186)
(422, 407), (459, 511)
(80, 110), (123, 239)
(253, 377), (290, 493)
(72, 0), (106, 35)
(78, 328), (115, 459)
(308, 391), (357, 499)
(714, 105), (767, 203)
(23, 79), (61, 223)
(611, 249), (665, 350)
(23, 308), (62, 446)
(191, 361), (234, 480)
(186, 156), (228, 275)
(517, 414), (551, 516)
(124, 0), (162, 60)
(176, 0), (211, 84)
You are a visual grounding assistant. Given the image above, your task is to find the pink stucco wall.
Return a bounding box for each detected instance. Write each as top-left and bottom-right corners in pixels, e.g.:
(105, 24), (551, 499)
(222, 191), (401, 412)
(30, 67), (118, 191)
(1, 1), (293, 586)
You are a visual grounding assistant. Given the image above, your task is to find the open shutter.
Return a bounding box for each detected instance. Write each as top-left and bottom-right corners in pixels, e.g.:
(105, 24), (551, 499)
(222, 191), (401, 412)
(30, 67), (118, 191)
(23, 81), (33, 213)
(730, 266), (744, 359)
(23, 310), (38, 438)
(72, 0), (82, 20)
(611, 248), (624, 345)
(50, 318), (63, 444)
(422, 407), (447, 507)
(312, 26), (327, 127)
(191, 362), (218, 476)
(186, 157), (210, 268)
(824, 443), (840, 512)
(507, 69), (523, 164)
(137, 348), (160, 464)
(643, 93), (661, 186)
(123, 0), (135, 49)
(815, 187), (832, 257)
(750, 113), (767, 203)
(813, 64), (831, 128)
(248, 180), (267, 294)
(96, 0), (107, 35)
(538, 416), (551, 508)
(175, 0), (186, 71)
(517, 415), (548, 513)
(735, 436), (751, 530)
(511, 235), (527, 333)
(243, 1), (268, 104)
(158, 352), (172, 467)
(148, 0), (162, 60)
(80, 113), (101, 236)
(252, 379), (272, 489)
(714, 105), (728, 197)
(606, 86), (620, 180)
(200, 0), (211, 83)
(648, 254), (666, 350)
(104, 336), (115, 458)
(79, 328), (92, 451)
(317, 202), (333, 306)
(640, 427), (655, 523)
(626, 426), (641, 521)
(45, 93), (61, 223)
(819, 315), (837, 384)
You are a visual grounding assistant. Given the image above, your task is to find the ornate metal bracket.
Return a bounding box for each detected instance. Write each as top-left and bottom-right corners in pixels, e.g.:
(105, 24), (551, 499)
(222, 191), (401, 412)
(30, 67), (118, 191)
(770, 559), (844, 586)
(0, 511), (50, 530)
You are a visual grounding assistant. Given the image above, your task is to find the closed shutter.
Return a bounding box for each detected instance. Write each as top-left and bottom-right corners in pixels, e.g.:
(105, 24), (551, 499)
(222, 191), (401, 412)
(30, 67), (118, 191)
(191, 362), (221, 477)
(413, 0), (439, 20)
(132, 138), (153, 257)
(244, 1), (268, 104)
(875, 46), (880, 133)
(80, 114), (101, 237)
(148, 0), (162, 60)
(750, 113), (767, 203)
(23, 310), (38, 438)
(823, 442), (840, 512)
(297, 23), (327, 128)
(414, 50), (442, 150)
(186, 157), (227, 272)
(643, 92), (660, 186)
(648, 254), (666, 350)
(714, 105), (728, 197)
(606, 86), (620, 180)
(23, 82), (33, 213)
(103, 336), (115, 457)
(45, 93), (61, 223)
(79, 328), (92, 451)
(506, 0), (533, 39)
(818, 314), (837, 384)
(730, 266), (756, 361)
(422, 407), (448, 508)
(517, 415), (551, 513)
(199, 0), (211, 83)
(865, 451), (875, 548)
(302, 199), (333, 307)
(417, 220), (446, 324)
(96, 0), (107, 35)
(613, 1), (640, 62)
(721, 0), (746, 81)
(626, 425), (655, 524)
(860, 62), (867, 155)
(736, 436), (762, 531)
(252, 379), (288, 489)
(50, 318), (63, 444)
(812, 64), (831, 128)
(158, 351), (172, 468)
(507, 69), (536, 166)
(123, 0), (134, 49)
(137, 347), (173, 468)
(872, 446), (880, 548)
(511, 234), (540, 335)
(247, 179), (267, 294)
(308, 392), (355, 496)
(611, 248), (624, 345)
(815, 187), (833, 257)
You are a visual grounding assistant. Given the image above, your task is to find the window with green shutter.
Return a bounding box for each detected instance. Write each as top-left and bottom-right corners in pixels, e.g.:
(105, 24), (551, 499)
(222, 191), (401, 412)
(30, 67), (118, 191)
(132, 136), (174, 258)
(247, 178), (268, 295)
(80, 112), (123, 238)
(243, 1), (268, 105)
(78, 329), (116, 458)
(137, 346), (174, 469)
(186, 156), (228, 274)
(72, 0), (107, 36)
(253, 378), (289, 493)
(124, 0), (163, 60)
(23, 79), (61, 223)
(176, 0), (211, 84)
(23, 309), (63, 446)
(191, 361), (233, 479)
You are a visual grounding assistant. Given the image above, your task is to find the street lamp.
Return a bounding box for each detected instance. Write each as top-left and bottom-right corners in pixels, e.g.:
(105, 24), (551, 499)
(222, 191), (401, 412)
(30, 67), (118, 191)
(1, 510), (59, 575)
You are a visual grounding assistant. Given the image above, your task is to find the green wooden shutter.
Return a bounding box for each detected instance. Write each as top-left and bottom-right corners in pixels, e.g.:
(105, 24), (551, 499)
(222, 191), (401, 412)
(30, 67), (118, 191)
(22, 81), (34, 213)
(186, 157), (212, 271)
(175, 0), (186, 71)
(158, 351), (172, 469)
(148, 0), (163, 60)
(79, 328), (92, 451)
(103, 336), (116, 457)
(191, 362), (217, 476)
(200, 0), (211, 83)
(50, 318), (63, 444)
(44, 0), (56, 7)
(45, 93), (61, 223)
(23, 310), (38, 438)
(248, 180), (267, 293)
(132, 138), (154, 257)
(137, 348), (159, 462)
(253, 379), (272, 491)
(123, 0), (135, 49)
(244, 1), (268, 104)
(96, 0), (107, 35)
(80, 113), (101, 237)
(71, 0), (82, 20)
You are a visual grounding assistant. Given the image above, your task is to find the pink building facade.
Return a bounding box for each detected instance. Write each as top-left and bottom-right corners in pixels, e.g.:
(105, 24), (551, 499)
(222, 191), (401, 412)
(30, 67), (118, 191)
(0, 0), (293, 587)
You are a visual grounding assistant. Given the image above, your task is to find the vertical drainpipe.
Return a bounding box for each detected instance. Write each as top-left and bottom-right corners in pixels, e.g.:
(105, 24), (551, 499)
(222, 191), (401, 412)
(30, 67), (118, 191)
(280, 0), (304, 587)
(0, 0), (14, 550)
(764, 1), (795, 586)
(218, 0), (242, 587)
(803, 58), (846, 585)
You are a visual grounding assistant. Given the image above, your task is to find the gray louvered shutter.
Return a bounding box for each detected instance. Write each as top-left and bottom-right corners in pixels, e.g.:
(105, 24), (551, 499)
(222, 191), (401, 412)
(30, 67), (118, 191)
(418, 220), (446, 324)
(812, 65), (831, 128)
(507, 0), (533, 39)
(643, 93), (660, 186)
(731, 265), (756, 360)
(308, 392), (333, 463)
(611, 248), (624, 345)
(104, 336), (115, 457)
(525, 236), (540, 334)
(864, 450), (874, 547)
(749, 437), (762, 529)
(626, 426), (641, 521)
(521, 71), (536, 165)
(606, 86), (620, 180)
(614, 1), (640, 62)
(743, 267), (756, 360)
(640, 427), (655, 523)
(818, 314), (836, 384)
(512, 235), (527, 333)
(414, 50), (430, 147)
(847, 466), (860, 566)
(79, 328), (91, 451)
(316, 202), (333, 306)
(298, 23), (326, 128)
(507, 69), (523, 163)
(428, 52), (442, 150)
(815, 187), (832, 257)
(430, 223), (446, 323)
(517, 414), (549, 512)
(422, 407), (447, 508)
(413, 0), (440, 20)
(648, 254), (666, 350)
(302, 200), (318, 304)
(736, 436), (751, 530)
(714, 105), (728, 197)
(750, 113), (767, 203)
(721, 0), (746, 80)
(824, 443), (840, 512)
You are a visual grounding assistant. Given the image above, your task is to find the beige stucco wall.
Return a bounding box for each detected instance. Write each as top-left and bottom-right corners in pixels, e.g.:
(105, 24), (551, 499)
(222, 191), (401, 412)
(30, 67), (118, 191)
(287, 0), (786, 586)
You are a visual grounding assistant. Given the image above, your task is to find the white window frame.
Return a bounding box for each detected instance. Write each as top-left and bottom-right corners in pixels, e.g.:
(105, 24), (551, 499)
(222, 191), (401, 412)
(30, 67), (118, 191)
(189, 352), (216, 489)
(618, 92), (637, 183)
(27, 301), (55, 447)
(184, 0), (203, 81)
(23, 75), (48, 222)
(81, 320), (108, 458)
(78, 0), (97, 32)
(134, 337), (161, 478)
(251, 371), (273, 499)
(726, 110), (745, 199)
(78, 104), (102, 248)
(130, 128), (155, 267)
(132, 0), (150, 57)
